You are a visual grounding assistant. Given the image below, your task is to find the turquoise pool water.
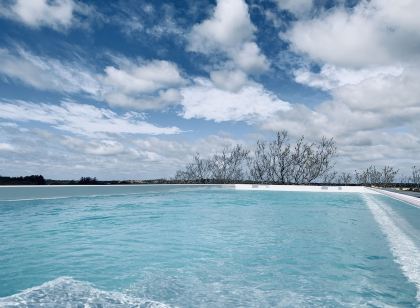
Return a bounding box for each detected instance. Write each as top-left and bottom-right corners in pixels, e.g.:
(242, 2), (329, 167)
(0, 186), (419, 307)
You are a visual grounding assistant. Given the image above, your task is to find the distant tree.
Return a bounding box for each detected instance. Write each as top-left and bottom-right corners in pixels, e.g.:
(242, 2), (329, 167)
(249, 131), (291, 183)
(0, 175), (46, 185)
(354, 165), (398, 186)
(78, 177), (98, 184)
(337, 172), (352, 185)
(208, 145), (250, 183)
(411, 166), (420, 189)
(175, 131), (336, 184)
(321, 171), (337, 184)
(249, 140), (271, 183)
(175, 145), (249, 183)
(354, 170), (366, 185)
(381, 166), (398, 187)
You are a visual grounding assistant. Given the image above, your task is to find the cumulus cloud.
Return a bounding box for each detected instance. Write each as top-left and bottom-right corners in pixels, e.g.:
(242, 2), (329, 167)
(103, 60), (185, 93)
(180, 78), (290, 122)
(331, 68), (420, 111)
(209, 70), (249, 92)
(294, 64), (404, 91)
(0, 100), (181, 136)
(272, 0), (420, 171)
(188, 0), (255, 53)
(101, 59), (186, 109)
(285, 0), (420, 68)
(0, 47), (186, 111)
(0, 0), (91, 30)
(188, 0), (269, 82)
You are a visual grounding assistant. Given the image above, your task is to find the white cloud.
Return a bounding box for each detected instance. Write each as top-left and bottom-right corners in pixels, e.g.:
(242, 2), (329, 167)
(115, 2), (184, 39)
(103, 60), (185, 94)
(286, 8), (387, 68)
(209, 70), (249, 92)
(180, 78), (290, 122)
(276, 0), (313, 16)
(103, 88), (182, 110)
(0, 100), (181, 136)
(0, 48), (100, 95)
(62, 137), (125, 156)
(188, 0), (268, 75)
(0, 0), (81, 30)
(0, 48), (186, 111)
(276, 0), (420, 169)
(285, 0), (420, 68)
(0, 120), (248, 179)
(101, 59), (186, 110)
(294, 64), (404, 90)
(332, 68), (420, 111)
(188, 0), (255, 52)
(235, 42), (269, 73)
(0, 143), (15, 152)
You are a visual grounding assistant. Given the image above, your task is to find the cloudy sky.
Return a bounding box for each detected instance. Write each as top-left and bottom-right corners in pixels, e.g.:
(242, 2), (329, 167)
(0, 0), (419, 180)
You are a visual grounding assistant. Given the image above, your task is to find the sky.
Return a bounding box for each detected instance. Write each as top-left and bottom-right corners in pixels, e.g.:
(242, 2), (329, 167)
(0, 0), (419, 180)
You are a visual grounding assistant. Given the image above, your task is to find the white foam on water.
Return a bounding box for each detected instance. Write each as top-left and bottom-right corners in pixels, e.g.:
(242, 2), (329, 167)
(0, 277), (172, 308)
(364, 194), (420, 303)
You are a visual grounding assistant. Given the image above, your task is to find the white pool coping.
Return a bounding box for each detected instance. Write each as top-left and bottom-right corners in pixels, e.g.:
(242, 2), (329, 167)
(234, 184), (380, 194)
(234, 184), (420, 208)
(371, 188), (420, 209)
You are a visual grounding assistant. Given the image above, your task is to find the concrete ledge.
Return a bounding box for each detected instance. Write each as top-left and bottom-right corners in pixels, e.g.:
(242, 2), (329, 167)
(372, 188), (420, 208)
(234, 184), (380, 194)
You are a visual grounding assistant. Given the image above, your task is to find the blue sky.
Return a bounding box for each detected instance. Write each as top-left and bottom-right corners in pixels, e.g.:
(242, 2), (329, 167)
(0, 0), (419, 179)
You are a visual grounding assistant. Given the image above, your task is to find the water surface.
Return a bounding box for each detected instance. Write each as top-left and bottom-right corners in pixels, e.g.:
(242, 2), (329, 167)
(0, 186), (418, 307)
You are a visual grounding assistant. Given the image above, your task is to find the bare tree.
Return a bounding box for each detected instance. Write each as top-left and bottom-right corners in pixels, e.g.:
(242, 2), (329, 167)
(302, 137), (337, 184)
(411, 166), (420, 189)
(321, 171), (337, 184)
(355, 169), (367, 185)
(249, 131), (336, 184)
(368, 166), (382, 185)
(381, 166), (398, 187)
(249, 140), (271, 183)
(354, 165), (398, 186)
(210, 145), (249, 183)
(268, 131), (292, 183)
(174, 153), (210, 183)
(337, 172), (352, 185)
(175, 131), (336, 184)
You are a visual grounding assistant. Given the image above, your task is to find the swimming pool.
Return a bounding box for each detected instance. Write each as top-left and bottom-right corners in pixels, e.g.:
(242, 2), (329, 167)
(0, 185), (419, 307)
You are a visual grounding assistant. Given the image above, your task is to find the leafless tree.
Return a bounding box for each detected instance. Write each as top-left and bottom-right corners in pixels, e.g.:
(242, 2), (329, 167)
(174, 153), (210, 182)
(381, 166), (398, 187)
(248, 131), (336, 184)
(354, 165), (398, 186)
(175, 131), (336, 184)
(337, 172), (352, 185)
(321, 171), (337, 184)
(411, 166), (420, 189)
(301, 137), (337, 184)
(209, 145), (249, 183)
(268, 131), (292, 183)
(249, 140), (271, 183)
